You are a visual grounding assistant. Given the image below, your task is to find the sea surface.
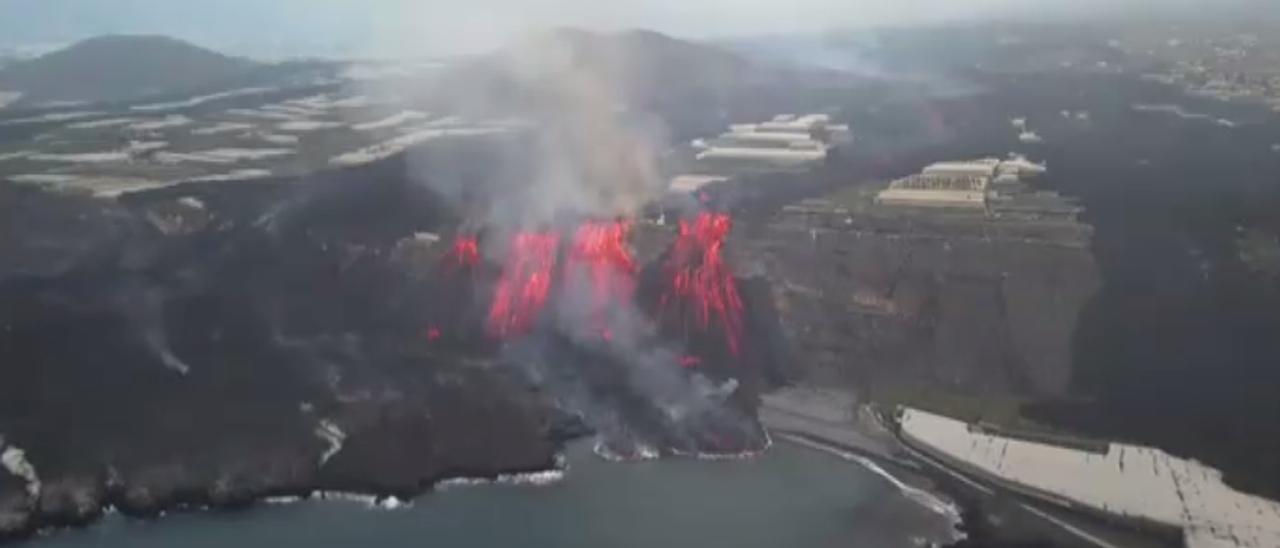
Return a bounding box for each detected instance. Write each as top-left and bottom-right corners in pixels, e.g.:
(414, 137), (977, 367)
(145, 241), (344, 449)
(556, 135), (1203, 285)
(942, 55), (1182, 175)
(16, 442), (961, 548)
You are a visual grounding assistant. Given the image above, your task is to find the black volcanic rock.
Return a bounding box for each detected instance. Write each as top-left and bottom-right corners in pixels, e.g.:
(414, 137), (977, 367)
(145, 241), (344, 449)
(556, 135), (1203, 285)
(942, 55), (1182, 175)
(0, 474), (31, 539)
(0, 35), (257, 105)
(0, 147), (774, 540)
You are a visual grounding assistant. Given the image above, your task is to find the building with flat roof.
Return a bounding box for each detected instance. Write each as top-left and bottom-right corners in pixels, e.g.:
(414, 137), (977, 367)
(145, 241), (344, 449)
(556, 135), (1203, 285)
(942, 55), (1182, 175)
(691, 113), (851, 165)
(922, 158), (1001, 179)
(876, 173), (990, 209)
(668, 174), (728, 193)
(878, 155), (1052, 211)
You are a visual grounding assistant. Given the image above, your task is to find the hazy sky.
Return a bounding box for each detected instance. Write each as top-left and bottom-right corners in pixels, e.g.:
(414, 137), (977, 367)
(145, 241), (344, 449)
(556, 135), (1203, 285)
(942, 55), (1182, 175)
(0, 0), (1268, 58)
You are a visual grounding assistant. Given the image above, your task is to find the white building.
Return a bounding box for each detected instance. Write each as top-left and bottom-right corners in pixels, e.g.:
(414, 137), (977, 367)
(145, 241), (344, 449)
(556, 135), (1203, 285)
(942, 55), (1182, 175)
(878, 156), (1048, 209)
(876, 174), (990, 209)
(922, 158), (1001, 179)
(669, 175), (728, 193)
(696, 143), (828, 163)
(693, 113), (848, 164)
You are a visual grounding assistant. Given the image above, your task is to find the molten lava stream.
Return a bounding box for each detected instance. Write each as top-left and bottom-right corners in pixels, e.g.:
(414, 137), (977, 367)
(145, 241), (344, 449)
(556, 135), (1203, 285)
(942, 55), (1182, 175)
(663, 212), (745, 357)
(487, 231), (560, 338)
(568, 220), (638, 337)
(445, 234), (481, 271)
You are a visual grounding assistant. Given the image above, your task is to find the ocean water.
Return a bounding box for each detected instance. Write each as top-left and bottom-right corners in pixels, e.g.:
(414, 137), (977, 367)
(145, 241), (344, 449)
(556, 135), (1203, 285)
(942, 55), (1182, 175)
(18, 442), (960, 548)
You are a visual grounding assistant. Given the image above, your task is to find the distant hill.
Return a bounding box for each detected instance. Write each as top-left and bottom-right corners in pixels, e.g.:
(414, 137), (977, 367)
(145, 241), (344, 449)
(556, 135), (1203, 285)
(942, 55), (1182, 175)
(516, 28), (755, 99)
(434, 28), (760, 114)
(0, 35), (258, 105)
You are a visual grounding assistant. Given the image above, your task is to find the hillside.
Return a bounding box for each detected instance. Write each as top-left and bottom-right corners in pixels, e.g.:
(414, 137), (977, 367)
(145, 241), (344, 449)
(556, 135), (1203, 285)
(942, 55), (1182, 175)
(432, 28), (759, 116)
(0, 35), (258, 105)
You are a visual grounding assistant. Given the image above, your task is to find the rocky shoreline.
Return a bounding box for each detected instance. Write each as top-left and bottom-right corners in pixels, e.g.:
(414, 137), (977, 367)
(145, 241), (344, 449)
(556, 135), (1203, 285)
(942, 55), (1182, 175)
(0, 447), (564, 543)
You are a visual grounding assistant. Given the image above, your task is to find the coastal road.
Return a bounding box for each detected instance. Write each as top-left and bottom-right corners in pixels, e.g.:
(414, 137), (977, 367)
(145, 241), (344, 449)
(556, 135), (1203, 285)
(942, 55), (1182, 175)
(759, 387), (1177, 548)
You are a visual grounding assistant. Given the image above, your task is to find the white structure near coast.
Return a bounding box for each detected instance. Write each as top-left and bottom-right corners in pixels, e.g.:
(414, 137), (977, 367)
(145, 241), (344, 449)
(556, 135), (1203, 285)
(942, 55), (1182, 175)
(899, 408), (1280, 548)
(692, 114), (849, 165)
(876, 156), (1048, 209)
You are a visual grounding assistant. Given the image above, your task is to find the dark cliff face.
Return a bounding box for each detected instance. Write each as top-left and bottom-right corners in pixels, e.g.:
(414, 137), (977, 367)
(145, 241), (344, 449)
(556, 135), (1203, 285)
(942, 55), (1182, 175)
(742, 206), (1100, 402)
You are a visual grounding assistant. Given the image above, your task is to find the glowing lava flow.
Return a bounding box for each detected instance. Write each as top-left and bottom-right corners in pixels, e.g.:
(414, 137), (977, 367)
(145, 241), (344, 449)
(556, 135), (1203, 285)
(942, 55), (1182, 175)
(487, 231), (560, 338)
(445, 235), (481, 270)
(568, 220), (638, 335)
(663, 212), (745, 356)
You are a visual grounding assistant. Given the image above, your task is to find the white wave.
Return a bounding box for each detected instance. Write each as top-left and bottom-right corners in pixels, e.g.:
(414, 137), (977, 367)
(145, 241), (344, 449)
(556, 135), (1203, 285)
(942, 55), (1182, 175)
(26, 142), (159, 164)
(67, 117), (137, 130)
(33, 100), (89, 108)
(261, 104), (326, 117)
(377, 496), (411, 510)
(592, 438), (661, 462)
(183, 169), (273, 182)
(227, 108), (297, 121)
(131, 87), (277, 112)
(256, 133), (300, 145)
(7, 174), (83, 184)
(285, 94), (371, 110)
(353, 111), (429, 131)
(316, 491), (380, 506)
(282, 94), (335, 109)
(156, 148), (294, 164)
(313, 492), (414, 511)
(777, 433), (964, 530)
(262, 496), (305, 505)
(29, 150), (130, 163)
(277, 120), (343, 132)
(0, 111), (103, 126)
(127, 115), (192, 131)
(0, 150), (32, 162)
(192, 122), (256, 135)
(435, 469), (566, 491)
(129, 141), (168, 153)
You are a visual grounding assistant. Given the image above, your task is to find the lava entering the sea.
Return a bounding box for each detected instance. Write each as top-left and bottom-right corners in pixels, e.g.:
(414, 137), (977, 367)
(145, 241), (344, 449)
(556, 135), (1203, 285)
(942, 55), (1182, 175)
(568, 220), (638, 336)
(662, 212), (745, 356)
(487, 231), (561, 338)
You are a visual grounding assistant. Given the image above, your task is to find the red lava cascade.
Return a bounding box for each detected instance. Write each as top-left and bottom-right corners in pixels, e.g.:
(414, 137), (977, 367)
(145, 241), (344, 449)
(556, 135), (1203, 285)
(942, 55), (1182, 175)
(568, 220), (638, 335)
(663, 212), (745, 357)
(487, 231), (561, 338)
(445, 234), (481, 270)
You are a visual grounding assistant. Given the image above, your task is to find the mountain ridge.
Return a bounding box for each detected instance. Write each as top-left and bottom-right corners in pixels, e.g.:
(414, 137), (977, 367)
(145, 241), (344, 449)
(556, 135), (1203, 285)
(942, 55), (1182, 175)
(0, 35), (259, 106)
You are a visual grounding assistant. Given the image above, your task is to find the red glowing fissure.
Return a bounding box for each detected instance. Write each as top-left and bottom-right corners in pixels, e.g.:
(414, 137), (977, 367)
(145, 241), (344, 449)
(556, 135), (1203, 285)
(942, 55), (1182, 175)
(568, 220), (638, 337)
(663, 212), (745, 357)
(487, 231), (561, 338)
(445, 235), (481, 270)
